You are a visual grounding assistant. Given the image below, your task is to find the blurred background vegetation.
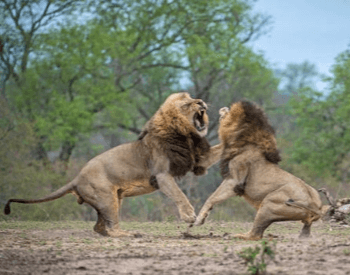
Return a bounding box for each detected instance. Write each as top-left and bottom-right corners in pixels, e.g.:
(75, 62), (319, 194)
(1, 0), (349, 222)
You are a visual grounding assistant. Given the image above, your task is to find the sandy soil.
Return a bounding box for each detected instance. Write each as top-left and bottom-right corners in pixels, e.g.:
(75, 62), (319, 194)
(0, 220), (349, 275)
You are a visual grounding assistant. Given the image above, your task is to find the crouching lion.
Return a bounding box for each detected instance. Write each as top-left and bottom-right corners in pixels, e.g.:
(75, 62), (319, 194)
(194, 101), (330, 240)
(4, 92), (222, 237)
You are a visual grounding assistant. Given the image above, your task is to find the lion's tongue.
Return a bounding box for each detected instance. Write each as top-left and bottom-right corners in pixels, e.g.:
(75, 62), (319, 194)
(195, 115), (205, 131)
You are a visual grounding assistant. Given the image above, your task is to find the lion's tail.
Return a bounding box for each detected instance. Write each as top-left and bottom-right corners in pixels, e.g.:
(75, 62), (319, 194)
(285, 199), (322, 220)
(4, 180), (76, 215)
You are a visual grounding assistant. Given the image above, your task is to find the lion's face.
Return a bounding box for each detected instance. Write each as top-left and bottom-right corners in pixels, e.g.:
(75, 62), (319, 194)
(219, 107), (230, 120)
(165, 93), (209, 137)
(218, 103), (243, 142)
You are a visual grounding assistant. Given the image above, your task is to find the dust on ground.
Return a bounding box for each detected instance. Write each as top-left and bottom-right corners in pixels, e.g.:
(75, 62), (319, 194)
(0, 220), (349, 275)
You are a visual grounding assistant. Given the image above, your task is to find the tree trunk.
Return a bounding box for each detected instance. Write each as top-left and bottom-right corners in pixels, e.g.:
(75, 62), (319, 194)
(59, 140), (76, 163)
(33, 137), (49, 164)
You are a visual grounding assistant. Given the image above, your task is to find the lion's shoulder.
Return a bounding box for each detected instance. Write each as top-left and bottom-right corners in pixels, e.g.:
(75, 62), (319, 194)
(219, 101), (281, 178)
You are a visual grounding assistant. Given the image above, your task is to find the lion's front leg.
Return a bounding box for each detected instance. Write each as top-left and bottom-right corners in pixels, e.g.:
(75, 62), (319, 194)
(195, 160), (249, 226)
(195, 178), (237, 226)
(156, 172), (196, 223)
(196, 143), (223, 170)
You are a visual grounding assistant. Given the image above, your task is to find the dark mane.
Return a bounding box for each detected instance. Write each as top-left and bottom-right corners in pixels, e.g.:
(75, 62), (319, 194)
(162, 130), (210, 178)
(220, 101), (281, 178)
(240, 101), (275, 136)
(142, 123), (210, 178)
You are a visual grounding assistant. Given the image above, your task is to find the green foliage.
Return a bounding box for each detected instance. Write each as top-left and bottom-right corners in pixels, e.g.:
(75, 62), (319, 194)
(90, 0), (277, 139)
(343, 248), (350, 256)
(286, 47), (350, 183)
(3, 0), (277, 161)
(1, 163), (84, 221)
(276, 61), (320, 95)
(238, 240), (275, 275)
(7, 21), (136, 152)
(0, 0), (285, 222)
(209, 196), (256, 222)
(121, 192), (179, 222)
(0, 102), (89, 221)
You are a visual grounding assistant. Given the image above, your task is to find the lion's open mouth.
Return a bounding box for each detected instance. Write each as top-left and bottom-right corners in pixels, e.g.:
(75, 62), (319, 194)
(194, 110), (206, 132)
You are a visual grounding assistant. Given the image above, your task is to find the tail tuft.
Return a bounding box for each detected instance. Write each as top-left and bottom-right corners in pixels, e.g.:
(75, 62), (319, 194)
(4, 201), (11, 215)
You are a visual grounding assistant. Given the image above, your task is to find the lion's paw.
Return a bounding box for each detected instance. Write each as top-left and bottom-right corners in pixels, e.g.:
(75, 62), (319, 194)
(179, 210), (196, 224)
(194, 214), (207, 226)
(181, 213), (196, 224)
(106, 229), (137, 238)
(234, 233), (262, 241)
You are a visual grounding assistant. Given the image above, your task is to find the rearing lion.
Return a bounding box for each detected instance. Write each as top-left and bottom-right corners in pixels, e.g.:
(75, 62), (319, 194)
(194, 101), (330, 240)
(4, 93), (222, 237)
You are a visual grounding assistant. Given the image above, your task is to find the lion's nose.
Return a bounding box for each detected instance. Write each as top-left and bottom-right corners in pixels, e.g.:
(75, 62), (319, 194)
(197, 100), (207, 110)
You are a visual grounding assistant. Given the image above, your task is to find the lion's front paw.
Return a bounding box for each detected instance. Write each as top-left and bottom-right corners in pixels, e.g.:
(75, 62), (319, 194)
(179, 207), (196, 224)
(194, 213), (207, 226)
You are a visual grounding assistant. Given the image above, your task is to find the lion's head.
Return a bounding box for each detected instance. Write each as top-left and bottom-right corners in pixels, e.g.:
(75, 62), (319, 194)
(218, 101), (281, 177)
(139, 92), (210, 178)
(152, 92), (209, 137)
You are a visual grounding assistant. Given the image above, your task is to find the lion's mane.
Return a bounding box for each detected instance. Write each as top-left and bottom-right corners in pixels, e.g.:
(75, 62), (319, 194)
(219, 101), (281, 178)
(139, 94), (210, 178)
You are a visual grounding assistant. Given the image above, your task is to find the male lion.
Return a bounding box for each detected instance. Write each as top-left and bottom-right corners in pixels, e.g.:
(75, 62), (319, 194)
(4, 93), (222, 237)
(194, 101), (329, 240)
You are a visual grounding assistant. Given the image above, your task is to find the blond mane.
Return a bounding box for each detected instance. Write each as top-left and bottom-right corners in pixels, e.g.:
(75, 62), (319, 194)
(140, 93), (211, 178)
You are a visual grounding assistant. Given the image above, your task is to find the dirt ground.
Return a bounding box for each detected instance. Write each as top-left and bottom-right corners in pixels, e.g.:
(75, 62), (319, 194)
(0, 220), (349, 275)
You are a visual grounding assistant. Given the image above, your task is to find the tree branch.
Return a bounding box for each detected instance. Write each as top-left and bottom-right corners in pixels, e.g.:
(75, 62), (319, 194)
(136, 63), (189, 71)
(137, 106), (150, 120)
(117, 123), (141, 135)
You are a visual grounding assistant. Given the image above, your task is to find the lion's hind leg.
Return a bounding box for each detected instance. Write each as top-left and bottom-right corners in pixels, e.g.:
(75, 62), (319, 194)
(234, 205), (277, 241)
(298, 212), (320, 239)
(94, 212), (107, 236)
(235, 192), (312, 241)
(299, 222), (311, 238)
(76, 178), (133, 237)
(285, 198), (321, 239)
(95, 190), (134, 237)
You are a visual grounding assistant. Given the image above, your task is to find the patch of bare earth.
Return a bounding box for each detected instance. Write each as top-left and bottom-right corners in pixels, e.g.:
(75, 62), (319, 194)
(0, 221), (350, 275)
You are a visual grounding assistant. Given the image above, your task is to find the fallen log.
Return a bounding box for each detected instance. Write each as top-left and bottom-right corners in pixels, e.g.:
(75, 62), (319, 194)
(318, 188), (350, 224)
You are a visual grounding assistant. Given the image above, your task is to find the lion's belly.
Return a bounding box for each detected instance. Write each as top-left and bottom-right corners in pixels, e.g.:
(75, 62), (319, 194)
(242, 184), (274, 209)
(242, 193), (262, 209)
(242, 165), (321, 210)
(242, 166), (294, 209)
(119, 179), (158, 197)
(99, 142), (152, 182)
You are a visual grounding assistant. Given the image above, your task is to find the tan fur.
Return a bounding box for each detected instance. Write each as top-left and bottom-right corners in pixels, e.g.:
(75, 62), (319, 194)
(4, 93), (222, 237)
(195, 101), (327, 240)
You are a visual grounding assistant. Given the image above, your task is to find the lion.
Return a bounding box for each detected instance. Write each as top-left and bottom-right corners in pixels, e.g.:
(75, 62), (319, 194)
(4, 93), (222, 237)
(194, 101), (330, 240)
